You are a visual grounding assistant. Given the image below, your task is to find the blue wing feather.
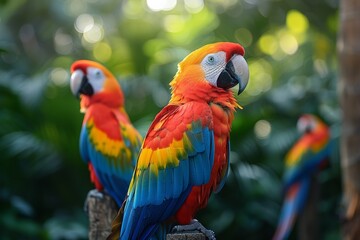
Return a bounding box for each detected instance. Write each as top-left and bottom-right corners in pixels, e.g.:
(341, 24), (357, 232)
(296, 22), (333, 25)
(80, 125), (90, 162)
(283, 141), (332, 193)
(80, 122), (141, 206)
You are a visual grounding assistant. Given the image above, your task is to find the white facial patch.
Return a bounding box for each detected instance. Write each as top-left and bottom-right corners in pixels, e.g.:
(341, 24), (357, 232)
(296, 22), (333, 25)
(201, 51), (227, 86)
(297, 117), (316, 133)
(87, 67), (105, 94)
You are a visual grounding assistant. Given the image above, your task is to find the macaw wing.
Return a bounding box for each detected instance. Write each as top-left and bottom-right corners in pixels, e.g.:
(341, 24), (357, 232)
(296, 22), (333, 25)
(120, 103), (215, 240)
(80, 106), (142, 206)
(273, 178), (310, 240)
(283, 136), (331, 191)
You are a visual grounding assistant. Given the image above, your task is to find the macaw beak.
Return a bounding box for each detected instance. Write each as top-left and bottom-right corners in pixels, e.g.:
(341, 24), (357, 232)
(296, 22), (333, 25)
(70, 69), (94, 97)
(217, 55), (249, 95)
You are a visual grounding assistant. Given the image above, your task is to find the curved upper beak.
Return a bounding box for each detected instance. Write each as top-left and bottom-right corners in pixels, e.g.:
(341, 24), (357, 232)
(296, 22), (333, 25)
(70, 69), (94, 97)
(217, 55), (249, 95)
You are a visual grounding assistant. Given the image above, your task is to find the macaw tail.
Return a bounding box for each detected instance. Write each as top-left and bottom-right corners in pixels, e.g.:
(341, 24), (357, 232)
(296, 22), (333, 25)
(149, 223), (173, 240)
(107, 198), (126, 240)
(107, 198), (170, 240)
(272, 178), (310, 240)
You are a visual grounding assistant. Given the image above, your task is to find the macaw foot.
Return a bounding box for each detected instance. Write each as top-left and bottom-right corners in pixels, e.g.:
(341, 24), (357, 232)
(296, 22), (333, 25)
(84, 189), (104, 213)
(171, 219), (216, 240)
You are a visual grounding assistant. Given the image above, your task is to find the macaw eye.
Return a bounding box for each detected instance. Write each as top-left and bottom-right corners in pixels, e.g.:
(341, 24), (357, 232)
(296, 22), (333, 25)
(206, 55), (215, 65)
(95, 70), (103, 80)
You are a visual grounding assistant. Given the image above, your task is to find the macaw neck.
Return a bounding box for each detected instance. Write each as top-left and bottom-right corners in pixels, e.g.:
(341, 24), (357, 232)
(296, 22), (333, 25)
(310, 123), (330, 140)
(169, 80), (239, 111)
(80, 91), (124, 112)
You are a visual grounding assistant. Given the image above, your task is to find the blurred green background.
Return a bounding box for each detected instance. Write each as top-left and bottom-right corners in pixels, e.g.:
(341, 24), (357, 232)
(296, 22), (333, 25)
(0, 0), (340, 239)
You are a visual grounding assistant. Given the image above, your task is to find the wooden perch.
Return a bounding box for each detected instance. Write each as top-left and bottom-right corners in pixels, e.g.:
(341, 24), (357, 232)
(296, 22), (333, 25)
(85, 189), (118, 240)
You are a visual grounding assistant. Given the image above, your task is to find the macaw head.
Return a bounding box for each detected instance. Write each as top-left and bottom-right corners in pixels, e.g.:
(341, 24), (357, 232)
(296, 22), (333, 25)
(170, 42), (249, 103)
(297, 114), (325, 134)
(70, 60), (124, 110)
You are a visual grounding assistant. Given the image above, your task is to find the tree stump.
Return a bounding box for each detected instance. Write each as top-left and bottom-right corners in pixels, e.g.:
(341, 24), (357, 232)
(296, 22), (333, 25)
(85, 189), (118, 240)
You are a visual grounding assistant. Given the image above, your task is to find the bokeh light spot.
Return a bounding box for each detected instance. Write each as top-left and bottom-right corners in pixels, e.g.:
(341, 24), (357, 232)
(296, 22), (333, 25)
(93, 42), (112, 62)
(184, 0), (204, 13)
(279, 32), (298, 55)
(146, 0), (177, 11)
(50, 68), (69, 87)
(258, 34), (278, 55)
(254, 120), (271, 139)
(83, 24), (104, 43)
(54, 29), (73, 55)
(286, 10), (309, 34)
(75, 14), (94, 33)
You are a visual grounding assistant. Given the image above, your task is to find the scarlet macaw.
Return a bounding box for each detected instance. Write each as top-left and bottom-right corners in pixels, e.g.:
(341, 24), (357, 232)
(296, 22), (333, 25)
(108, 42), (249, 240)
(273, 114), (331, 240)
(70, 60), (142, 207)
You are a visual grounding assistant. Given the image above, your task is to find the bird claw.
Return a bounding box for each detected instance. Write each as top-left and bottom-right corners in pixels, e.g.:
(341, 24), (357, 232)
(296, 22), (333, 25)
(171, 219), (216, 240)
(88, 189), (104, 199)
(84, 189), (104, 213)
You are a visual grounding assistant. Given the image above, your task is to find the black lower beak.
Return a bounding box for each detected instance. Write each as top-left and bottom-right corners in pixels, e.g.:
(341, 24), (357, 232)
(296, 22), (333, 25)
(78, 75), (94, 97)
(217, 61), (242, 95)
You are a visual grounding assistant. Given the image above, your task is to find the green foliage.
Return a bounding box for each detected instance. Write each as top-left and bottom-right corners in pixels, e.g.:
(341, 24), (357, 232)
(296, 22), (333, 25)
(0, 0), (339, 239)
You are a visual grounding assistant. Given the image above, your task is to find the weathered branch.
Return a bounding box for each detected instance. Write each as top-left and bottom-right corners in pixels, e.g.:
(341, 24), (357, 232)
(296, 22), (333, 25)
(85, 190), (118, 240)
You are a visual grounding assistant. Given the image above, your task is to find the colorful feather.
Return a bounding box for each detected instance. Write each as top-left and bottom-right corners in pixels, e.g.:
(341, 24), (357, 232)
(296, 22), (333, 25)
(273, 114), (331, 240)
(70, 60), (142, 206)
(108, 42), (249, 240)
